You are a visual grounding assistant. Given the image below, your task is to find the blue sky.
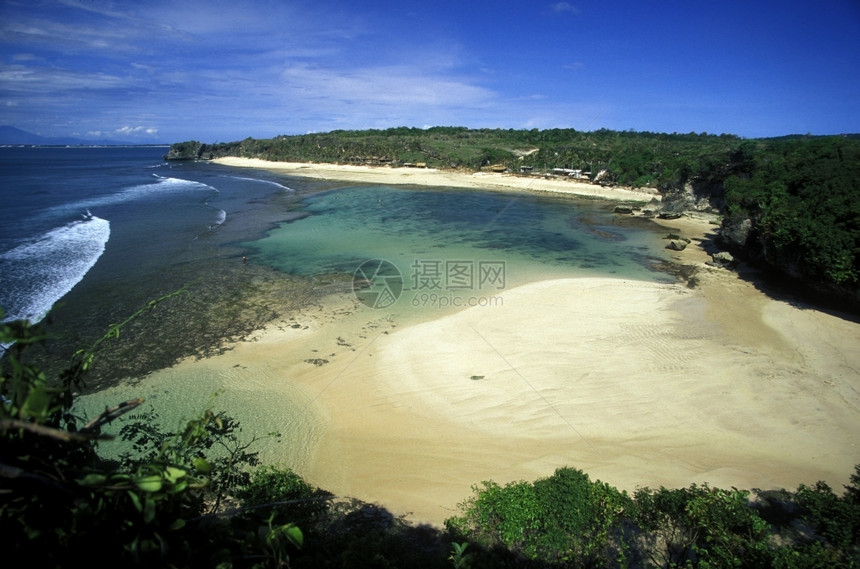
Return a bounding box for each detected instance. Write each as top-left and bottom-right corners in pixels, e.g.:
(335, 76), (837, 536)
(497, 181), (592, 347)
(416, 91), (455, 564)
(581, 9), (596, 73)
(1, 0), (858, 143)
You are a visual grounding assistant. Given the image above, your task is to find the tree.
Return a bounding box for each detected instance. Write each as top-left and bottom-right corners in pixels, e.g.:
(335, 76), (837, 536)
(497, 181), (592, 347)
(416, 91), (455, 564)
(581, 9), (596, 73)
(791, 471), (860, 567)
(445, 467), (632, 567)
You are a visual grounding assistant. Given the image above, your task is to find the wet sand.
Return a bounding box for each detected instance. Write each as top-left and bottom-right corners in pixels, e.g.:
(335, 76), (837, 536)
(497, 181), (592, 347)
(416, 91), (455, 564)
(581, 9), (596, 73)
(96, 162), (859, 526)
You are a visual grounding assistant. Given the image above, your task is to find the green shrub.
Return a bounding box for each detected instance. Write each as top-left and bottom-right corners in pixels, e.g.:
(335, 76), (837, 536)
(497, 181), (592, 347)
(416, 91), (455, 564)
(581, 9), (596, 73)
(238, 465), (331, 524)
(792, 469), (860, 566)
(445, 467), (631, 567)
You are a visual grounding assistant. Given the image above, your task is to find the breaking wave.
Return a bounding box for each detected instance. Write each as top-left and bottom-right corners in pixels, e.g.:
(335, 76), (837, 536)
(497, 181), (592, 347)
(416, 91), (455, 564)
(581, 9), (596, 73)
(0, 215), (110, 324)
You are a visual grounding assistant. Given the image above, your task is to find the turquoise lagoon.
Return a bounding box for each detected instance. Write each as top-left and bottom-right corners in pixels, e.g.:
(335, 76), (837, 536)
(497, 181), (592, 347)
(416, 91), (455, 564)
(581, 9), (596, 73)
(244, 184), (672, 316)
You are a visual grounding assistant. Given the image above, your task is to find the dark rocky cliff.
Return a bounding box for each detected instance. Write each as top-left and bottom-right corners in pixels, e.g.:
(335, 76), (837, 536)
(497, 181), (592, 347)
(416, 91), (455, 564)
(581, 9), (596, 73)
(164, 140), (237, 161)
(164, 140), (205, 160)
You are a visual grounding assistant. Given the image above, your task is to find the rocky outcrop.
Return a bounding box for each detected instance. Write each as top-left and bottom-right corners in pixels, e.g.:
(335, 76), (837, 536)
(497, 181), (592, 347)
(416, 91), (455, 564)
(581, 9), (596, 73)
(716, 215), (860, 311)
(719, 216), (753, 249)
(593, 169), (611, 185)
(165, 141), (205, 161)
(659, 177), (725, 215)
(165, 140), (240, 161)
(710, 251), (736, 268)
(666, 239), (688, 251)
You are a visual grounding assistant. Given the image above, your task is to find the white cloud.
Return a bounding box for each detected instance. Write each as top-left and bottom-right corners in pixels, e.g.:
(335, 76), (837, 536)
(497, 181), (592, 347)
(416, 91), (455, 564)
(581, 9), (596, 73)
(280, 63), (495, 110)
(130, 62), (156, 72)
(0, 65), (128, 93)
(550, 2), (580, 15)
(114, 125), (158, 137)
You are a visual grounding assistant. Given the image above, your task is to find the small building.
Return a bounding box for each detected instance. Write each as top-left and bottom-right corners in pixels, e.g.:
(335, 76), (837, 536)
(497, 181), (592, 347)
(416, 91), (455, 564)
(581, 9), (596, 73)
(552, 168), (590, 179)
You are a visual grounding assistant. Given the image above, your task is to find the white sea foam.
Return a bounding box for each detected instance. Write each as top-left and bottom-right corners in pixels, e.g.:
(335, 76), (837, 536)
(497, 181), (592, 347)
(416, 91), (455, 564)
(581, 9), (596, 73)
(211, 209), (227, 228)
(131, 175), (220, 196)
(45, 176), (218, 219)
(0, 216), (110, 324)
(226, 175), (295, 192)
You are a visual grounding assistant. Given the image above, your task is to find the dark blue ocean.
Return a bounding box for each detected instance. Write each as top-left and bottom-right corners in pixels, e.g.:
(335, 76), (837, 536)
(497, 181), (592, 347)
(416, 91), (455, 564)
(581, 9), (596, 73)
(0, 146), (303, 325)
(0, 146), (673, 380)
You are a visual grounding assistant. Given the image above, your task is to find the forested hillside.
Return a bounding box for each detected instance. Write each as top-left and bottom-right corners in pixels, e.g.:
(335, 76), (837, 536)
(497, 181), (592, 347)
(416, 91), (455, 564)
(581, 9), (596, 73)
(168, 127), (744, 188)
(168, 128), (860, 307)
(719, 137), (860, 297)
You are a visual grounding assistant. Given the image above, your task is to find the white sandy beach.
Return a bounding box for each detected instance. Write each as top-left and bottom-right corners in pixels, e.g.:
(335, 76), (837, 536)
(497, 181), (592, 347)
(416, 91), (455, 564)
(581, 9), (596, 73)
(212, 156), (662, 202)
(122, 160), (859, 526)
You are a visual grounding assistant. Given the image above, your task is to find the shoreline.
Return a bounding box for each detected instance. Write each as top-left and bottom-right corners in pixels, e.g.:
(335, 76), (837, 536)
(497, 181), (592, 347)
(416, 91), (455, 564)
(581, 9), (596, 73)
(84, 160), (860, 528)
(115, 261), (860, 527)
(211, 156), (662, 202)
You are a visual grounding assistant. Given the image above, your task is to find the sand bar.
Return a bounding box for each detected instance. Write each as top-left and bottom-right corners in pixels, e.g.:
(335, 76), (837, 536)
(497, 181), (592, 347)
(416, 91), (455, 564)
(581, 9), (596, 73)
(212, 156), (661, 202)
(117, 161), (858, 526)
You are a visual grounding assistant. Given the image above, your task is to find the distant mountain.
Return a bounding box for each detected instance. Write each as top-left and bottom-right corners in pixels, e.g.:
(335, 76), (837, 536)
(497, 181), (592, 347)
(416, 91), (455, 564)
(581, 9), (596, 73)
(0, 125), (164, 146)
(0, 125), (84, 145)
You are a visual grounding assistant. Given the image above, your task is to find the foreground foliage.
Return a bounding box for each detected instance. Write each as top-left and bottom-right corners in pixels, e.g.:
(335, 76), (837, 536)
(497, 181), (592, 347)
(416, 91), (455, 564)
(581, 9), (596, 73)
(2, 300), (859, 567)
(446, 467), (860, 568)
(0, 302), (302, 567)
(446, 468), (632, 565)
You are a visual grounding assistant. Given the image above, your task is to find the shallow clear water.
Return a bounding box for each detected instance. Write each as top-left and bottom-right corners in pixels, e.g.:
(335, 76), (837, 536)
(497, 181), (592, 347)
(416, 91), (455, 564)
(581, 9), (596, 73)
(245, 185), (671, 316)
(74, 362), (323, 470)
